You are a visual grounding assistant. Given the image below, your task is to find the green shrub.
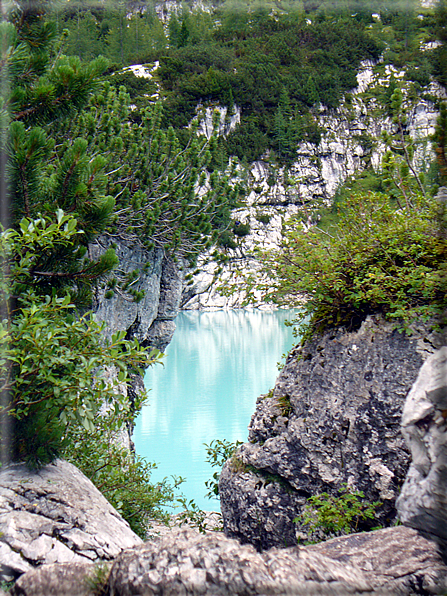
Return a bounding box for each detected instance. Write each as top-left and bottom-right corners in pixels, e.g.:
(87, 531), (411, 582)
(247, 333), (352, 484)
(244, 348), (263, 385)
(296, 484), (382, 538)
(233, 222), (251, 237)
(255, 212), (271, 225)
(218, 230), (237, 249)
(1, 213), (181, 536)
(259, 191), (447, 338)
(204, 438), (242, 498)
(64, 420), (181, 538)
(0, 212), (155, 467)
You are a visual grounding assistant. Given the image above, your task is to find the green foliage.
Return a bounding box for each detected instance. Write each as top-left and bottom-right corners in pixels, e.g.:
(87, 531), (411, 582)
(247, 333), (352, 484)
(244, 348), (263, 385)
(2, 4), (116, 305)
(65, 423), (181, 538)
(50, 0), (444, 170)
(0, 213), (182, 534)
(0, 212), (158, 468)
(433, 102), (447, 186)
(296, 484), (382, 538)
(59, 2), (168, 64)
(84, 562), (111, 596)
(381, 85), (428, 202)
(257, 191), (447, 338)
(233, 221), (250, 237)
(204, 438), (242, 499)
(1, 4), (226, 535)
(156, 12), (381, 162)
(4, 4), (239, 306)
(175, 496), (210, 534)
(255, 212), (271, 225)
(277, 394), (292, 417)
(53, 84), (240, 264)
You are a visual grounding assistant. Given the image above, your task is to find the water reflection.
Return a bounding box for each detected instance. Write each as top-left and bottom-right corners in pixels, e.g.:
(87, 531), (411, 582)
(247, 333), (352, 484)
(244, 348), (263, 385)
(133, 309), (298, 510)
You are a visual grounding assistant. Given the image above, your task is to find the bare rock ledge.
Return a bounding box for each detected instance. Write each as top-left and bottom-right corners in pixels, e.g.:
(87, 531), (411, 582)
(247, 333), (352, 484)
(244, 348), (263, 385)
(0, 460), (142, 583)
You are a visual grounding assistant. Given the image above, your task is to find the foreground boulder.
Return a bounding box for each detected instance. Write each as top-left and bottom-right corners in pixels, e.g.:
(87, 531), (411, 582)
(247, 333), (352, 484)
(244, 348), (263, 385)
(14, 526), (446, 596)
(397, 346), (447, 557)
(219, 316), (444, 549)
(11, 562), (101, 596)
(0, 460), (142, 582)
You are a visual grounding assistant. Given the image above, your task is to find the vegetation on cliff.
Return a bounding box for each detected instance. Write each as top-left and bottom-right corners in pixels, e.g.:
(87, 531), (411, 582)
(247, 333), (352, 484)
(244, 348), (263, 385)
(263, 189), (446, 336)
(0, 1), (237, 534)
(55, 0), (445, 166)
(252, 94), (447, 338)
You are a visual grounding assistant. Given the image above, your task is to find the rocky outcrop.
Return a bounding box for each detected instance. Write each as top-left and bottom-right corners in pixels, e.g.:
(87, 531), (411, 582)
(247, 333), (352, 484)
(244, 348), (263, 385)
(397, 346), (447, 557)
(0, 460), (142, 583)
(196, 104), (241, 139)
(11, 562), (102, 596)
(91, 238), (184, 352)
(13, 526), (447, 595)
(7, 339), (447, 596)
(219, 316), (445, 550)
(181, 204), (301, 309)
(105, 526), (447, 596)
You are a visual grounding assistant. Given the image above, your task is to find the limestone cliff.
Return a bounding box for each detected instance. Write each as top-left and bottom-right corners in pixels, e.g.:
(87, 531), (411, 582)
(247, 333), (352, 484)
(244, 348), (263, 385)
(88, 238), (184, 448)
(182, 61), (446, 309)
(219, 316), (445, 550)
(90, 237), (184, 352)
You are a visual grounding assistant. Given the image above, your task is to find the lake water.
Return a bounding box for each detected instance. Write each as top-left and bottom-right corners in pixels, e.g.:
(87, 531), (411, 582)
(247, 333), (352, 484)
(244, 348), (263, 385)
(133, 309), (298, 511)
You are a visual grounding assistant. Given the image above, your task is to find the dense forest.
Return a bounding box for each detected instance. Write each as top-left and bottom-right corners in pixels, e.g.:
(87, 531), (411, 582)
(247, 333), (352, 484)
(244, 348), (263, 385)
(54, 0), (447, 164)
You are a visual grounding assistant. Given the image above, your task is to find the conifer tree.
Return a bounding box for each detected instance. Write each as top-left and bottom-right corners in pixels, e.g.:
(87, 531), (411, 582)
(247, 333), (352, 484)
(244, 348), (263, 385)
(2, 2), (238, 303)
(2, 1), (118, 303)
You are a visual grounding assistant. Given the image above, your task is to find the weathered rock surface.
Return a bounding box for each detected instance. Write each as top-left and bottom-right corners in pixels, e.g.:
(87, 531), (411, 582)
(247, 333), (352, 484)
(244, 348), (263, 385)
(220, 316), (445, 549)
(397, 346), (447, 557)
(11, 526), (447, 595)
(10, 562), (103, 596)
(104, 526), (447, 596)
(145, 255), (185, 351)
(0, 460), (142, 582)
(91, 238), (184, 351)
(305, 526), (447, 595)
(90, 240), (185, 447)
(106, 527), (370, 595)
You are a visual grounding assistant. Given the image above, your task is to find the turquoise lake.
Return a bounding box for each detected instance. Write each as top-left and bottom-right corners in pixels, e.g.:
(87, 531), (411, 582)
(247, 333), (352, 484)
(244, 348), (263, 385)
(133, 309), (298, 511)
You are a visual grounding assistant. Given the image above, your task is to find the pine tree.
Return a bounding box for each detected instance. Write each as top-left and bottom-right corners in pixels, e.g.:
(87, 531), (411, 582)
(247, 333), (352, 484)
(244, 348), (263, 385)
(54, 84), (239, 268)
(2, 1), (118, 303)
(3, 1), (239, 300)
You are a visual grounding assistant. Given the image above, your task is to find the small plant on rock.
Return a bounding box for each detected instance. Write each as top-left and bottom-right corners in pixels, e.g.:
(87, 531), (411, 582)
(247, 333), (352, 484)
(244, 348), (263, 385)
(204, 438), (242, 498)
(296, 484), (382, 539)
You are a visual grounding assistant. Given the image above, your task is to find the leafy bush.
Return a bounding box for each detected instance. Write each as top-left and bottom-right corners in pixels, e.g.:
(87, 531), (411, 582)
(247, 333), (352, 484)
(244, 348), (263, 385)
(256, 212), (271, 225)
(64, 418), (182, 538)
(0, 212), (157, 468)
(0, 212), (182, 535)
(233, 222), (251, 237)
(257, 191), (447, 338)
(204, 438), (242, 499)
(296, 484), (382, 538)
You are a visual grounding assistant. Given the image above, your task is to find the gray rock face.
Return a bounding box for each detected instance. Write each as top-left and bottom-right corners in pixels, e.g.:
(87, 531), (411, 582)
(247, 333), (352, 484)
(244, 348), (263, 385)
(90, 240), (164, 344)
(91, 238), (184, 351)
(220, 316), (444, 549)
(11, 562), (103, 596)
(397, 346), (447, 556)
(145, 256), (185, 351)
(9, 527), (447, 596)
(0, 460), (142, 582)
(104, 526), (447, 596)
(305, 526), (447, 595)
